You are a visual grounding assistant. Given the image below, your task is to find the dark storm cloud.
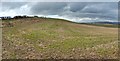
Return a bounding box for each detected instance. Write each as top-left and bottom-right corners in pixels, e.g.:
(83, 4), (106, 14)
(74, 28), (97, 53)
(30, 2), (118, 21)
(68, 2), (118, 20)
(81, 3), (117, 13)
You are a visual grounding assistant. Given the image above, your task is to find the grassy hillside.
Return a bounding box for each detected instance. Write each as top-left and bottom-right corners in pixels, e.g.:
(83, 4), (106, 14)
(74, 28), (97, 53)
(2, 18), (118, 59)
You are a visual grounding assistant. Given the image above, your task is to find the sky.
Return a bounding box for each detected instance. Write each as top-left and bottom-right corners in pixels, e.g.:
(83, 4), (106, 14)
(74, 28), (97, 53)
(0, 1), (119, 23)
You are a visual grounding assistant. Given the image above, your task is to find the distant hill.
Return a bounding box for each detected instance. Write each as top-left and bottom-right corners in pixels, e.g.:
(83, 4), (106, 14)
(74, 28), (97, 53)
(79, 21), (119, 28)
(90, 21), (120, 24)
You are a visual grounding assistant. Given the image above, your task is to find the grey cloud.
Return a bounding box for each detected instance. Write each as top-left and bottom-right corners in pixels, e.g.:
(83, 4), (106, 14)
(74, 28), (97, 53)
(30, 2), (67, 15)
(81, 3), (117, 13)
(2, 2), (27, 10)
(68, 2), (88, 12)
(30, 2), (118, 21)
(67, 2), (118, 21)
(1, 2), (118, 22)
(1, 0), (120, 2)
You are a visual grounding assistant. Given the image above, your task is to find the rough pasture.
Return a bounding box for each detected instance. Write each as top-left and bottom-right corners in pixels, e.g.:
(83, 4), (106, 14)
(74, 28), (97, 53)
(2, 18), (118, 59)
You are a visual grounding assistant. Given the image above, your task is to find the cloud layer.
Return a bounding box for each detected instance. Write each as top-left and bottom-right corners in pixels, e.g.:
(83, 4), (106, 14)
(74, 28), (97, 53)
(1, 2), (118, 22)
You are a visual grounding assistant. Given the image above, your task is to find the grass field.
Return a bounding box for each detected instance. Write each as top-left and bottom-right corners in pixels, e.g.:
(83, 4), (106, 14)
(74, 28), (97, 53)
(2, 18), (118, 59)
